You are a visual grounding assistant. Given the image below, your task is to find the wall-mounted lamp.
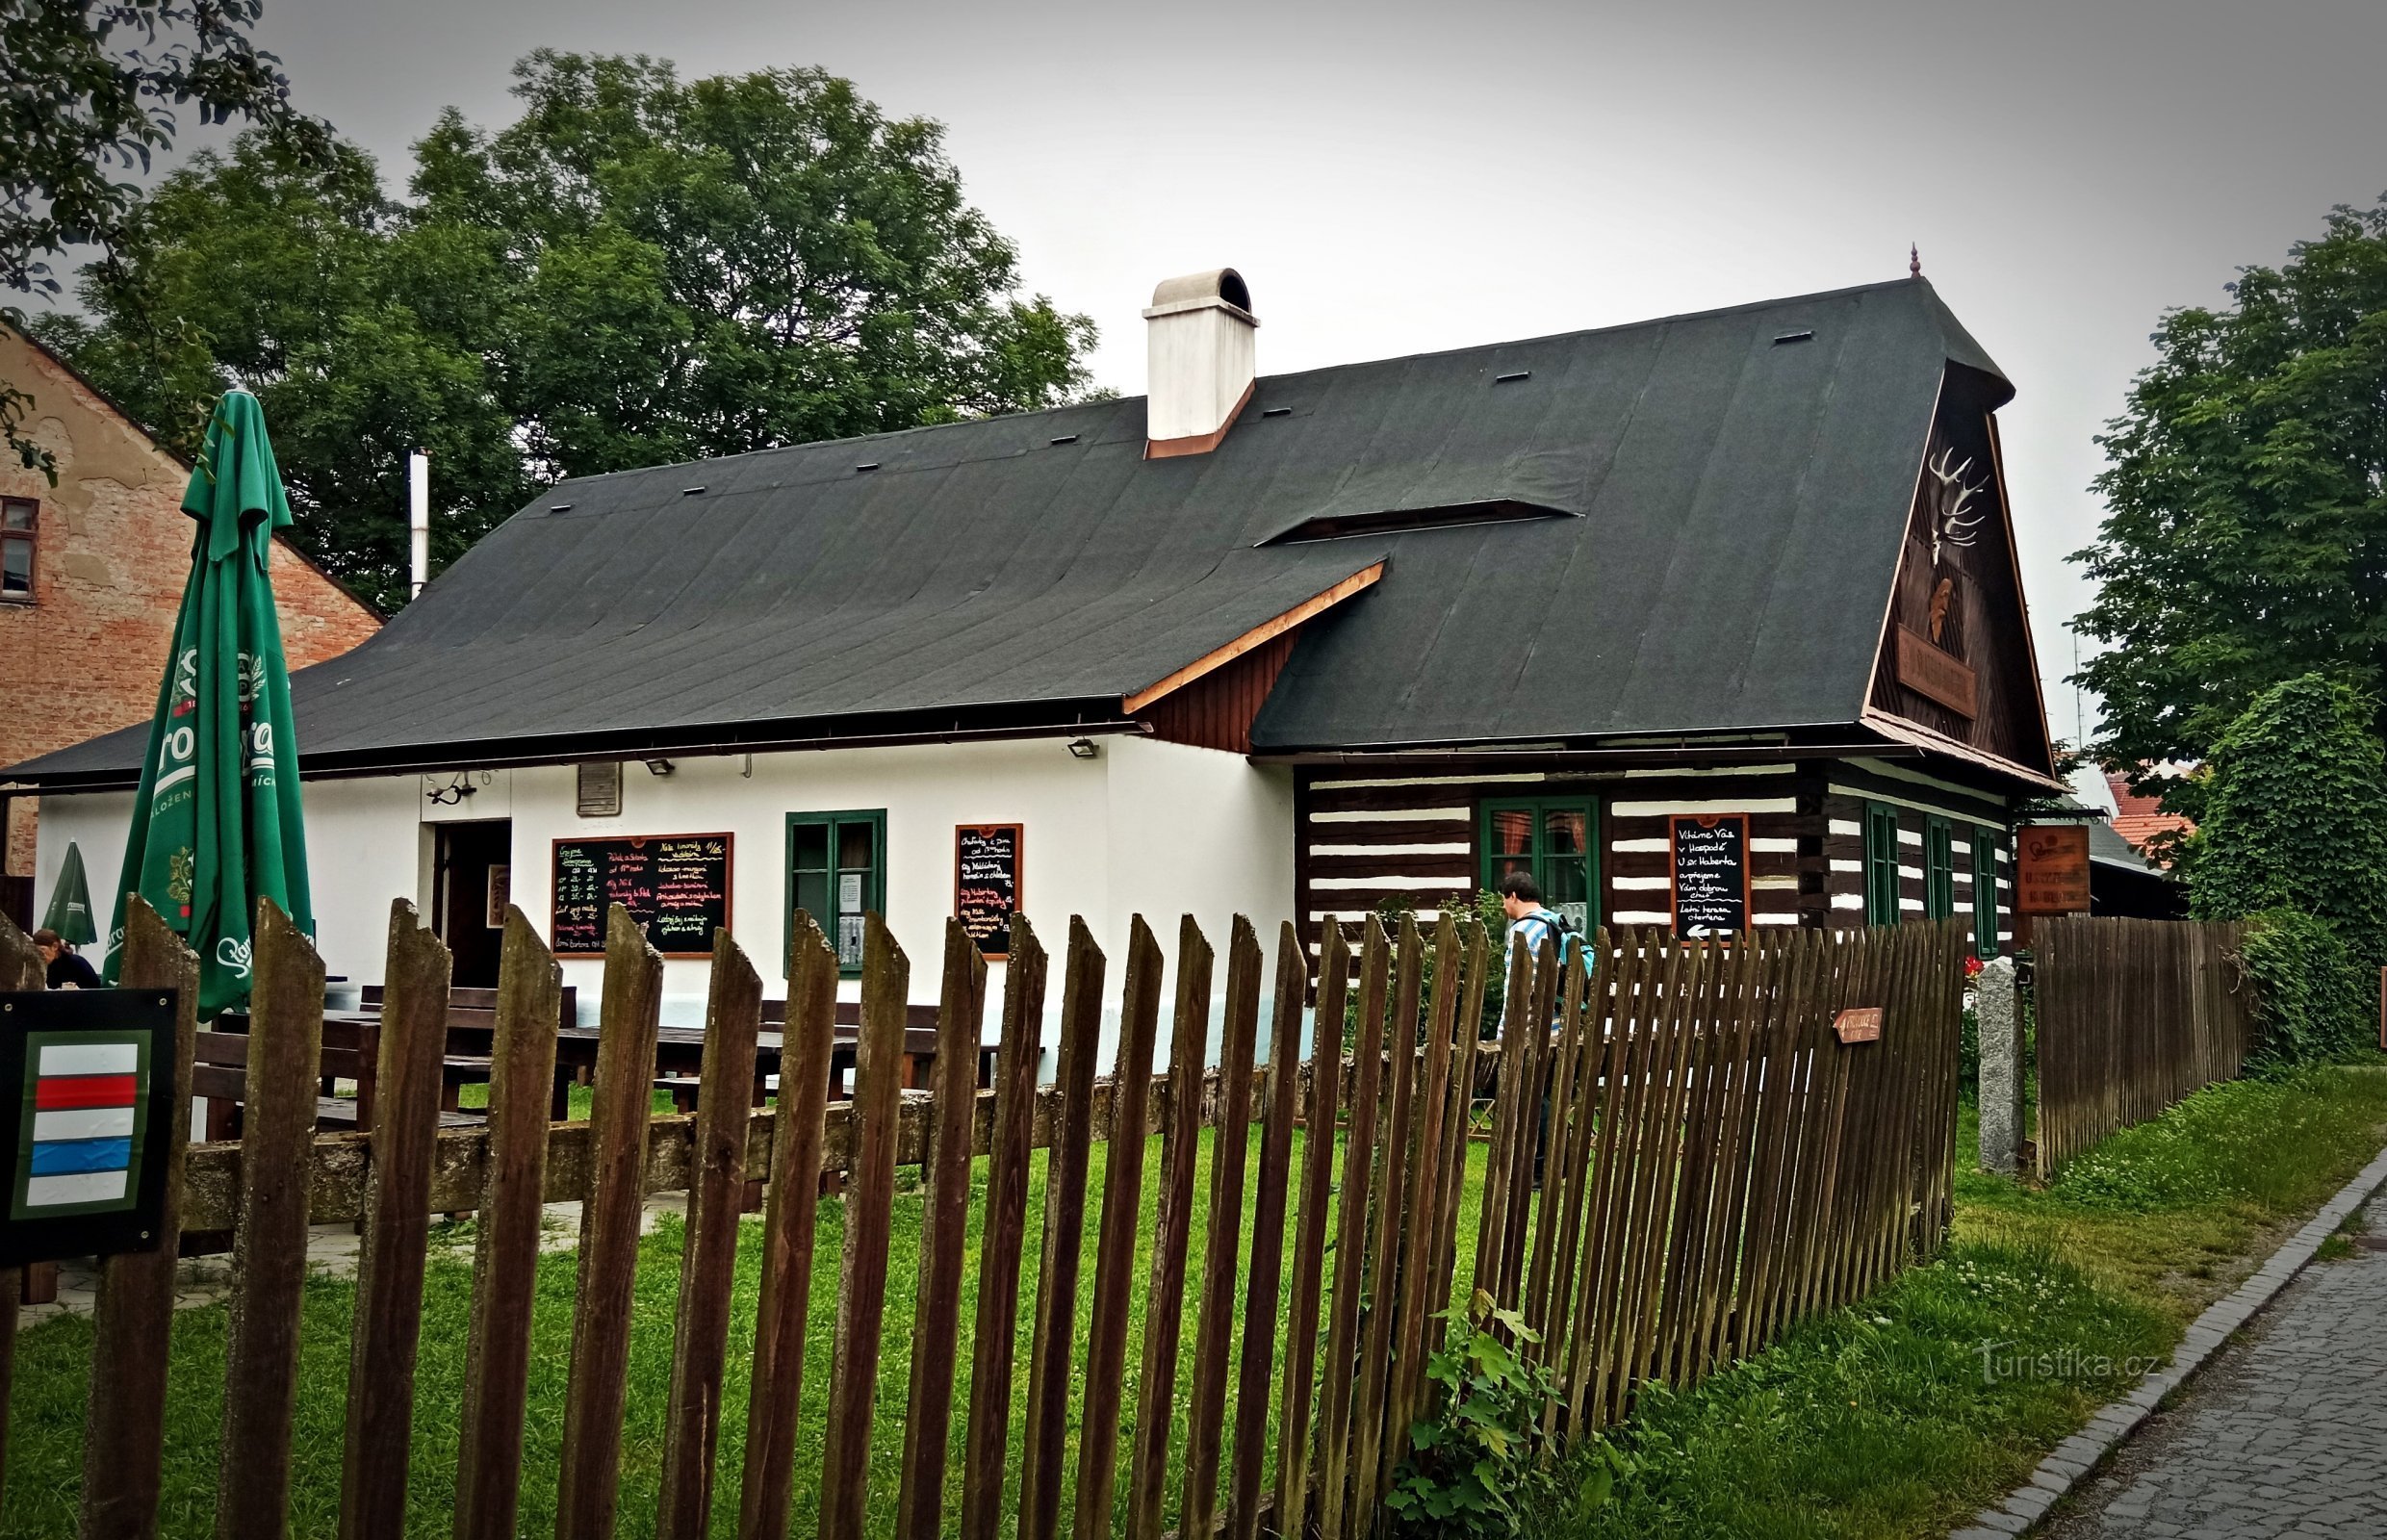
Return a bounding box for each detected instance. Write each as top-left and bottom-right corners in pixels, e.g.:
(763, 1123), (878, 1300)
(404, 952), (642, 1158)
(424, 773), (477, 806)
(1066, 738), (1100, 760)
(644, 757), (676, 777)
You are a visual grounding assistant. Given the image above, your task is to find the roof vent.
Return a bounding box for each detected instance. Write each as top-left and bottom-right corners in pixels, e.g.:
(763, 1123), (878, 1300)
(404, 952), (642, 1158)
(1143, 268), (1257, 459)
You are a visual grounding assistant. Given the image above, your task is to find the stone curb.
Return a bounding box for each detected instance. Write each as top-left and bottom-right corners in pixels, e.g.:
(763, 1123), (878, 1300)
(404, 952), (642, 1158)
(1947, 1139), (2387, 1540)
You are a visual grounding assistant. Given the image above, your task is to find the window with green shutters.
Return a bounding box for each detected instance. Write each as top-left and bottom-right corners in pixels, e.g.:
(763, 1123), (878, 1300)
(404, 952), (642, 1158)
(1862, 802), (1903, 926)
(1972, 827), (2003, 956)
(1924, 819), (1957, 920)
(786, 809), (886, 976)
(1479, 798), (1598, 935)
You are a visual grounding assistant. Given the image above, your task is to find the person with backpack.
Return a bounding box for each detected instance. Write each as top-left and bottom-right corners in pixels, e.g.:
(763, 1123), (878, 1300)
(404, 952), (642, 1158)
(1497, 872), (1573, 974)
(1495, 872), (1570, 1187)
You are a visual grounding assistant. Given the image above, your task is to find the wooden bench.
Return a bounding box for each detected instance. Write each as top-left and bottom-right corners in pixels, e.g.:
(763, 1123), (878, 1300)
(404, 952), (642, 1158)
(195, 1016), (484, 1137)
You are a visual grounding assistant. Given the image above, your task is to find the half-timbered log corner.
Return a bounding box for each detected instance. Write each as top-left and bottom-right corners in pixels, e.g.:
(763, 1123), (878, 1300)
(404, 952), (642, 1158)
(10, 270), (2057, 1024)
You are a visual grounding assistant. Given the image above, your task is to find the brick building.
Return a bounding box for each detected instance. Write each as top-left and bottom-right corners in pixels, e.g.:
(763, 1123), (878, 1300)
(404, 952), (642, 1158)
(1, 325), (381, 923)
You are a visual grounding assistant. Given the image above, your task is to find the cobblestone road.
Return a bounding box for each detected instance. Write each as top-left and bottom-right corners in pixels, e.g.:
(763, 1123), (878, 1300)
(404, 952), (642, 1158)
(2047, 1202), (2387, 1539)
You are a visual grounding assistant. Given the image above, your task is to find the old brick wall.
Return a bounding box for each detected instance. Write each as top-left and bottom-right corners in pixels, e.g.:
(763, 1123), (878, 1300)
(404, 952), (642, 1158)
(2, 328), (382, 878)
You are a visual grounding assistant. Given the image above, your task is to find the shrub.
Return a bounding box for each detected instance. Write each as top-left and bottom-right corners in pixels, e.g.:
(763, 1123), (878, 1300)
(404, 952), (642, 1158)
(2189, 673), (2387, 968)
(1389, 1291), (1603, 1537)
(2238, 908), (2372, 1068)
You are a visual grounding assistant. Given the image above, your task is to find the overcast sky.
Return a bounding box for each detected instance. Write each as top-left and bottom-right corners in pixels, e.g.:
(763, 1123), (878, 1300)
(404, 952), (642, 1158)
(194, 2), (2387, 779)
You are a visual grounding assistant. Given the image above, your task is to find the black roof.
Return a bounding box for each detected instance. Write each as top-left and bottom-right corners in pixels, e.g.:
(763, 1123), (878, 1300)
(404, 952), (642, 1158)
(11, 277), (2008, 786)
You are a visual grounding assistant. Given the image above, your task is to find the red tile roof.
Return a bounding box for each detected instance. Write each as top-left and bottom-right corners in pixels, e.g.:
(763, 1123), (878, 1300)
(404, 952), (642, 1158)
(2106, 772), (2194, 857)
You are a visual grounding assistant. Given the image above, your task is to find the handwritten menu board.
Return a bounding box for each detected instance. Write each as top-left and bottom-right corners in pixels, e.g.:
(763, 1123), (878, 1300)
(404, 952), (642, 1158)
(1670, 814), (1751, 937)
(551, 834), (732, 958)
(955, 824), (1023, 958)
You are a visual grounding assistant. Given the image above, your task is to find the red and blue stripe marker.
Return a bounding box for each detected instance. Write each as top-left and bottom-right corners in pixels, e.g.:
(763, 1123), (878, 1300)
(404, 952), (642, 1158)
(22, 1041), (141, 1209)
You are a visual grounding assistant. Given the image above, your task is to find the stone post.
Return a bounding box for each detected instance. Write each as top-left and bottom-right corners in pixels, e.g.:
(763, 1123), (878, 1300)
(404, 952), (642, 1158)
(1975, 955), (2024, 1174)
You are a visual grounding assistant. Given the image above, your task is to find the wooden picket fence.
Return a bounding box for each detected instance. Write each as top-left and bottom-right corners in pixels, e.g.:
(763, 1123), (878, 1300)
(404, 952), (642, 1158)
(0, 900), (1964, 1539)
(2032, 915), (2254, 1176)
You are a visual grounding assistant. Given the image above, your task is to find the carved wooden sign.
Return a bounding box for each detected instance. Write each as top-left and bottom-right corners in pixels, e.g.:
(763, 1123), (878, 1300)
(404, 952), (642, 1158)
(1896, 625), (1977, 718)
(1834, 1007), (1883, 1044)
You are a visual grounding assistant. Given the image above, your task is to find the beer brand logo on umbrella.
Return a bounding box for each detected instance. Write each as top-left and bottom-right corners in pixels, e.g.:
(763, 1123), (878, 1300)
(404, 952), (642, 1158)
(12, 1033), (149, 1219)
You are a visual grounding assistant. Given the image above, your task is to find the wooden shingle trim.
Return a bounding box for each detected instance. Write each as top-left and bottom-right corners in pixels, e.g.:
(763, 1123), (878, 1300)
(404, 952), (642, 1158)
(1122, 561), (1385, 714)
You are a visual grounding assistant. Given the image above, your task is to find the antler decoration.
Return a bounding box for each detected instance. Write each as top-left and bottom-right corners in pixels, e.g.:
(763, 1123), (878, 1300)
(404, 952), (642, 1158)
(1925, 446), (1985, 567)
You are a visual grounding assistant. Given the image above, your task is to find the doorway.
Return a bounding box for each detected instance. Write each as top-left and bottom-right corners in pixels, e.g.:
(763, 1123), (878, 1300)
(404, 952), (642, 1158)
(432, 820), (512, 988)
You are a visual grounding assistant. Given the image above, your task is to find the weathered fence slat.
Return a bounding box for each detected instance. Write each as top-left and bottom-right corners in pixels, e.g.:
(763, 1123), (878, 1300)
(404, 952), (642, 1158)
(1348, 915), (1423, 1508)
(1069, 918), (1164, 1540)
(338, 900), (452, 1540)
(213, 901), (324, 1540)
(959, 914), (1050, 1540)
(1226, 921), (1310, 1540)
(1390, 914), (1464, 1453)
(1314, 919), (1389, 1540)
(74, 898), (197, 1540)
(1179, 918), (1264, 1540)
(1271, 921), (1350, 1537)
(1427, 922), (1491, 1327)
(1123, 916), (1213, 1540)
(738, 911), (840, 1540)
(896, 920), (991, 1540)
(453, 910), (563, 1540)
(655, 931), (763, 1540)
(816, 913), (912, 1539)
(555, 905), (665, 1540)
(1017, 918), (1108, 1540)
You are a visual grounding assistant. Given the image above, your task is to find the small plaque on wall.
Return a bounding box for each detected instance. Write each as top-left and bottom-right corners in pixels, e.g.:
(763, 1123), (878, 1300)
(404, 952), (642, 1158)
(0, 989), (181, 1266)
(955, 824), (1023, 959)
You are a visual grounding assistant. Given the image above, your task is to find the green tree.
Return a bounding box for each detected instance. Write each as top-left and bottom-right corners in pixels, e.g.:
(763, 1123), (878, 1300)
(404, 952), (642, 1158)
(40, 50), (1097, 610)
(1, 0), (324, 474)
(2073, 199), (2387, 818)
(2187, 673), (2387, 969)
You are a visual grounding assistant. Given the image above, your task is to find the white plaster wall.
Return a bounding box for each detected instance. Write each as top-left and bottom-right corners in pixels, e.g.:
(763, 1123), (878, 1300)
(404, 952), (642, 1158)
(28, 733), (1300, 1068)
(30, 790), (133, 956)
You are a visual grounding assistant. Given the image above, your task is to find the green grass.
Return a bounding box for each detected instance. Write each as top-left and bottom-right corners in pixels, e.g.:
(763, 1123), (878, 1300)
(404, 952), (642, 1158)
(1545, 1067), (2387, 1539)
(2, 1129), (1490, 1539)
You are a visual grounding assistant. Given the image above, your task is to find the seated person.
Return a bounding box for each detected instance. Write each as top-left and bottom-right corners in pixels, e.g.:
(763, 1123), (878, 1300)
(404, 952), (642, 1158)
(33, 928), (102, 989)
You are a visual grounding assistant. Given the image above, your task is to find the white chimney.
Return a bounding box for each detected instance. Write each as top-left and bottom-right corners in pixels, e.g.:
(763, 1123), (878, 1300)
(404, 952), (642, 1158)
(1143, 268), (1257, 458)
(407, 449), (430, 598)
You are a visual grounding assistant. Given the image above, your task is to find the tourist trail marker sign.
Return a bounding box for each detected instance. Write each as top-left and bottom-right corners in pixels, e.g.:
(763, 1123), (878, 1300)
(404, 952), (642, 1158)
(0, 989), (180, 1265)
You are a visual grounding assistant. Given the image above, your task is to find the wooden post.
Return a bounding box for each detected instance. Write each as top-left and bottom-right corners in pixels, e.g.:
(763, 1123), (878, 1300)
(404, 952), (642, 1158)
(816, 912), (911, 1538)
(1018, 918), (1107, 1540)
(0, 911), (37, 1494)
(737, 911), (840, 1540)
(655, 930), (762, 1540)
(339, 900), (452, 1540)
(555, 906), (664, 1540)
(213, 901), (325, 1540)
(1314, 919), (1389, 1540)
(1271, 921), (1350, 1537)
(896, 919), (990, 1540)
(69, 899), (196, 1540)
(1122, 917), (1213, 1540)
(1069, 917), (1164, 1540)
(453, 911), (563, 1540)
(1226, 921), (1311, 1540)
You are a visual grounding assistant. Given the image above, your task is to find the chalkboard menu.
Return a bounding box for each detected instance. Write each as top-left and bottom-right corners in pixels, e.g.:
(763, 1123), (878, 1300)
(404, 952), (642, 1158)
(552, 834), (732, 958)
(955, 824), (1023, 959)
(1670, 814), (1751, 937)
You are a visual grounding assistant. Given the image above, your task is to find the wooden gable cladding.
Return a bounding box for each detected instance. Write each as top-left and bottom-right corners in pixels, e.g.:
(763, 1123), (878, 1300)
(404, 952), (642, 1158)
(1136, 629), (1299, 754)
(1867, 389), (2055, 778)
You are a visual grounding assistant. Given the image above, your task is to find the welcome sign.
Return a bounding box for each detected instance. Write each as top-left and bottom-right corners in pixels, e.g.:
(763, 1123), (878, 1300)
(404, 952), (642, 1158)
(0, 989), (178, 1265)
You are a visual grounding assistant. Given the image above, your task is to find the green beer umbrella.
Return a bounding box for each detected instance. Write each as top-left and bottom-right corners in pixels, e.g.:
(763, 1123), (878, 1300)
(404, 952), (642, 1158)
(103, 389), (311, 1015)
(39, 840), (96, 945)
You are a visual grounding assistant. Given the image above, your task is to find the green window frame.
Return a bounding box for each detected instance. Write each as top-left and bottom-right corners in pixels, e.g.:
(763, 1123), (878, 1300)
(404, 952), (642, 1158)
(1478, 797), (1599, 935)
(1862, 801), (1903, 927)
(1971, 827), (2003, 957)
(1923, 819), (1957, 921)
(786, 809), (886, 976)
